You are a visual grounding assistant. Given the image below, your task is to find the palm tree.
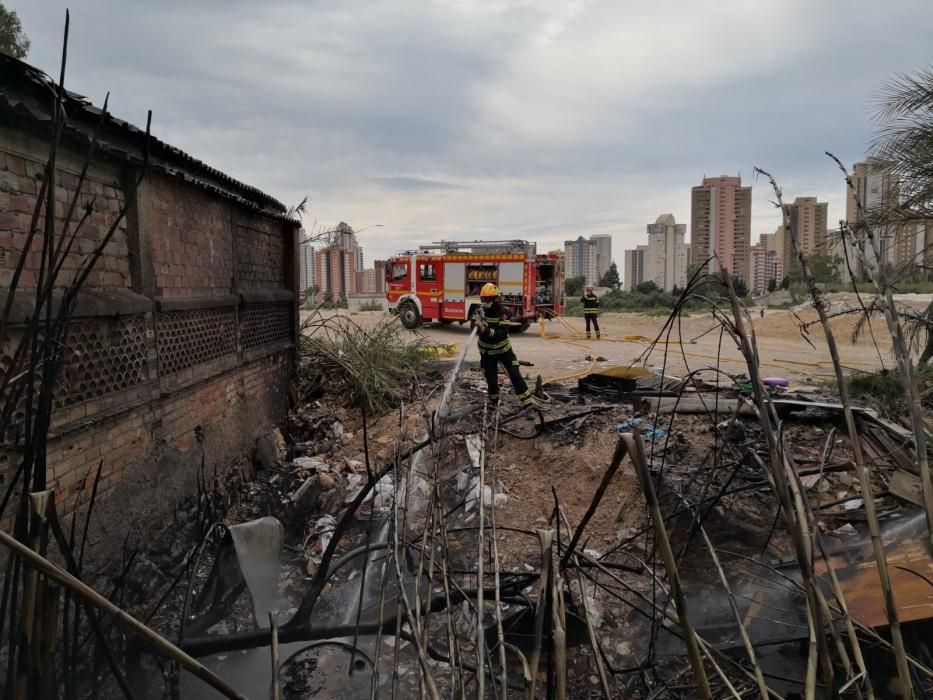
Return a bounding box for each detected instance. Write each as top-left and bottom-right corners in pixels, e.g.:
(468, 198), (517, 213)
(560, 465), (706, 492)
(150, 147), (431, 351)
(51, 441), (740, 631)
(870, 67), (933, 223)
(865, 67), (933, 363)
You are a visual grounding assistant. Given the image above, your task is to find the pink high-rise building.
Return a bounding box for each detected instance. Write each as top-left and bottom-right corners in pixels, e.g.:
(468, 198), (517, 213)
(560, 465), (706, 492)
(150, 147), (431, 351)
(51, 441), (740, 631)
(315, 245), (358, 301)
(690, 175), (752, 283)
(749, 244), (784, 295)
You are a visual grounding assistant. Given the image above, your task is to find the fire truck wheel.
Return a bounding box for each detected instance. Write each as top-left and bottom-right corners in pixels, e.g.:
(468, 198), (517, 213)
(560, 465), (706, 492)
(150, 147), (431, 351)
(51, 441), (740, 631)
(399, 301), (422, 329)
(511, 319), (532, 334)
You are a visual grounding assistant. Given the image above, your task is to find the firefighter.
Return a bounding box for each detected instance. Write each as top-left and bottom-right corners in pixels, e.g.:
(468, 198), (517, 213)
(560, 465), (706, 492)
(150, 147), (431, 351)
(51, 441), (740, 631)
(474, 283), (534, 409)
(581, 284), (601, 339)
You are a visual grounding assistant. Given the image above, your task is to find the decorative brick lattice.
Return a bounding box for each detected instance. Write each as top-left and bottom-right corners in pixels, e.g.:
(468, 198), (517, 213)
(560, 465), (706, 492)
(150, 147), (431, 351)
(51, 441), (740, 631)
(240, 303), (293, 352)
(155, 308), (236, 375)
(57, 317), (149, 407)
(0, 316), (148, 436)
(0, 336), (58, 435)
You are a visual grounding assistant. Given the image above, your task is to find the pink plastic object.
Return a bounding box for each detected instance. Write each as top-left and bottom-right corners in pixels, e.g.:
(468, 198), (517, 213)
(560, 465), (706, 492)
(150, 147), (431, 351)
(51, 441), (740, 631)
(762, 377), (790, 387)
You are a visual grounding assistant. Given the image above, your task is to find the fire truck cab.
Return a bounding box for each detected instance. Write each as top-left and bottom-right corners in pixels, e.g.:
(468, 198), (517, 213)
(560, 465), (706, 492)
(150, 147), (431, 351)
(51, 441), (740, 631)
(387, 240), (564, 331)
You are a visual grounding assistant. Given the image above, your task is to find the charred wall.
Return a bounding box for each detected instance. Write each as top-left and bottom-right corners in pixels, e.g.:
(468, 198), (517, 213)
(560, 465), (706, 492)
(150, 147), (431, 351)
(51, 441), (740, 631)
(0, 124), (298, 569)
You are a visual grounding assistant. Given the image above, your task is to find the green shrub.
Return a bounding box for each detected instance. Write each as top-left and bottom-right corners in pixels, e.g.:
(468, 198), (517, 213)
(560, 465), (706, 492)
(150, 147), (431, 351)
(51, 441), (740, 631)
(842, 365), (933, 418)
(299, 312), (436, 414)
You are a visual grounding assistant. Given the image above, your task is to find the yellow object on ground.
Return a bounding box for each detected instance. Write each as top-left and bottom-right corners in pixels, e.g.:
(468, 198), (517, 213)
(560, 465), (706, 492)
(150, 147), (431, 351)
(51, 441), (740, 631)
(427, 343), (460, 358)
(590, 365), (654, 380)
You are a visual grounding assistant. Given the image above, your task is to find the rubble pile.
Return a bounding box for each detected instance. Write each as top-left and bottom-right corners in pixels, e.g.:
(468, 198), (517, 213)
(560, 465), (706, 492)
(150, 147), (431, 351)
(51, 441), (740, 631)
(148, 312), (933, 699)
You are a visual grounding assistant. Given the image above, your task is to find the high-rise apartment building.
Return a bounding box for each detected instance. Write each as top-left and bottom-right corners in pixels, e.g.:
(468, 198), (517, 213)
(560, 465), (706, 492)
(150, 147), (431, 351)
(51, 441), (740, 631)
(359, 260), (388, 294)
(314, 222), (365, 301)
(749, 244), (784, 295)
(564, 234), (612, 286)
(760, 226), (785, 258)
(855, 165), (933, 272)
(890, 220), (933, 274)
(845, 161), (900, 276)
(565, 237), (597, 285)
(298, 229), (316, 292)
(846, 161), (899, 229)
(690, 175), (752, 282)
(315, 246), (358, 301)
(333, 221), (364, 271)
(784, 196), (828, 265)
(623, 245), (649, 290)
(644, 214), (687, 291)
(591, 234), (612, 280)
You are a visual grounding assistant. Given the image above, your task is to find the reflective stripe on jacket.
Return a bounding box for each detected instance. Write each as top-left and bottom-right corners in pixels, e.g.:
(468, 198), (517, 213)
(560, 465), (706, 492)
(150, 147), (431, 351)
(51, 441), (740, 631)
(581, 293), (600, 314)
(475, 302), (512, 355)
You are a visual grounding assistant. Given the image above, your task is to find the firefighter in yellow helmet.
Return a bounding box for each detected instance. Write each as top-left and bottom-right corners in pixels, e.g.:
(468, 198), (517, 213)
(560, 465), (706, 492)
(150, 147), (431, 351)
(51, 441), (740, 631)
(474, 283), (533, 408)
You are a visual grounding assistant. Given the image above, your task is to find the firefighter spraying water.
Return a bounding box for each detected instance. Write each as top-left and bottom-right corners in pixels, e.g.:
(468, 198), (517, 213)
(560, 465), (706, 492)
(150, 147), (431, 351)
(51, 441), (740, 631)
(387, 240), (556, 417)
(474, 283), (534, 409)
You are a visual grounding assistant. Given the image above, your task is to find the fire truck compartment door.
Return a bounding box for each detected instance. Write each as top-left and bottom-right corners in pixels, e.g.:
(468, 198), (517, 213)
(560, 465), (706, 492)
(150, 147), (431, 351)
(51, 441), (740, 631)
(443, 262), (465, 301)
(498, 262), (524, 293)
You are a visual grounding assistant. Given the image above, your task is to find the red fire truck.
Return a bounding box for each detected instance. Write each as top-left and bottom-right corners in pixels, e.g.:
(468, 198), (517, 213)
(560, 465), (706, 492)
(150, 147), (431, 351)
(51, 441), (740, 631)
(386, 240), (564, 331)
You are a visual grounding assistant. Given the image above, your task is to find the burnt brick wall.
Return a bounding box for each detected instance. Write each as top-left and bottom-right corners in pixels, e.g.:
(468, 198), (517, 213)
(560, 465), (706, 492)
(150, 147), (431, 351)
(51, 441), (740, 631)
(236, 219), (286, 288)
(0, 131), (130, 291)
(148, 172), (234, 298)
(155, 306), (238, 378)
(17, 350), (291, 534)
(0, 122), (299, 567)
(240, 301), (294, 358)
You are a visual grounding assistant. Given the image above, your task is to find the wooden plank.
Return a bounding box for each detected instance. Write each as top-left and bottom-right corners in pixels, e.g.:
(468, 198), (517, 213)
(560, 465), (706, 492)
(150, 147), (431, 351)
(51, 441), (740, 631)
(890, 470), (924, 506)
(815, 532), (933, 628)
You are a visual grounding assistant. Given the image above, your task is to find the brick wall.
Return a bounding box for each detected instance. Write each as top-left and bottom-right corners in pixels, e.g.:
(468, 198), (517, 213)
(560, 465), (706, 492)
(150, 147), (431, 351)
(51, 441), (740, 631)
(148, 172), (234, 298)
(236, 218), (286, 289)
(0, 120), (298, 570)
(0, 130), (130, 291)
(32, 350), (290, 560)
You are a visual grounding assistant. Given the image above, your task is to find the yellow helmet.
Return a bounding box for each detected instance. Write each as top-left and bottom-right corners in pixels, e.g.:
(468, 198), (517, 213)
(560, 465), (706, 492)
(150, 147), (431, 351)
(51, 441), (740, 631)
(480, 282), (500, 298)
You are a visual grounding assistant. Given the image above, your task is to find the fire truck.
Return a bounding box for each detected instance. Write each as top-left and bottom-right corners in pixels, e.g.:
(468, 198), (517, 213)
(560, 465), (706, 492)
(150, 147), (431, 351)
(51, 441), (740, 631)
(386, 240), (564, 331)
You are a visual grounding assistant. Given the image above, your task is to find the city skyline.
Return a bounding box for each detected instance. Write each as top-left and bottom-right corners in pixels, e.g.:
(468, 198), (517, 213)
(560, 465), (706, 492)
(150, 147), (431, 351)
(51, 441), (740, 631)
(325, 159), (914, 287)
(312, 158), (920, 290)
(17, 1), (933, 266)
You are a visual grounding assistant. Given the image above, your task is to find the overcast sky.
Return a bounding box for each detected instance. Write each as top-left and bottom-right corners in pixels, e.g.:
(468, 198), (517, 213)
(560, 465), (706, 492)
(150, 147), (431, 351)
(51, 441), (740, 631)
(15, 1), (933, 267)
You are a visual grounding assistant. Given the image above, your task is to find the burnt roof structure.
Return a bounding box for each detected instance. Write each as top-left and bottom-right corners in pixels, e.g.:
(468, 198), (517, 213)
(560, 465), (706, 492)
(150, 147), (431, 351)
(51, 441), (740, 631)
(0, 53), (290, 217)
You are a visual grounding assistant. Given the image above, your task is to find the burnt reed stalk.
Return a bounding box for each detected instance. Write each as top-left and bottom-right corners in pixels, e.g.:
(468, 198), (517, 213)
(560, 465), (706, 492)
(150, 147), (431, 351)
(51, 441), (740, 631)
(757, 165), (905, 698)
(0, 12), (158, 697)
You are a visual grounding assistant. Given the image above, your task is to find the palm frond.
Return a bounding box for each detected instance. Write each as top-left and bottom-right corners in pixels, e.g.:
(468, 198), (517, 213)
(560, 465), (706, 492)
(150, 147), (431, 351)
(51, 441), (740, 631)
(286, 195), (310, 221)
(871, 66), (933, 122)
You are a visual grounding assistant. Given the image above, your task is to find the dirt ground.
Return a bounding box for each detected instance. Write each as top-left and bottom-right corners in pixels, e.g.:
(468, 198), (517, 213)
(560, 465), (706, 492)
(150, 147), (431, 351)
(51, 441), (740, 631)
(487, 417), (642, 557)
(305, 295), (926, 386)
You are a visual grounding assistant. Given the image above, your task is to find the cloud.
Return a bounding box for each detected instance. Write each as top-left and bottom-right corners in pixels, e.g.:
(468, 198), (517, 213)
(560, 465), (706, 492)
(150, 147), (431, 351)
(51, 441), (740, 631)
(15, 0), (933, 265)
(369, 176), (463, 191)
